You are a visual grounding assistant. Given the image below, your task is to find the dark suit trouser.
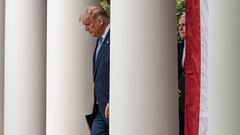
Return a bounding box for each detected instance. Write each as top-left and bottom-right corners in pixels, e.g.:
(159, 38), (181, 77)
(179, 92), (184, 135)
(179, 113), (184, 135)
(91, 108), (109, 135)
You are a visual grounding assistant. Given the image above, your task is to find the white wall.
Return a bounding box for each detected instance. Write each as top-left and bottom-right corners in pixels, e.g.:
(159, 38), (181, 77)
(209, 0), (240, 135)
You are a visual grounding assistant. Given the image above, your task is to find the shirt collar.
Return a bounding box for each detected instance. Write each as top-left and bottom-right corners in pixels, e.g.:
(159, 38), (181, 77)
(101, 24), (110, 39)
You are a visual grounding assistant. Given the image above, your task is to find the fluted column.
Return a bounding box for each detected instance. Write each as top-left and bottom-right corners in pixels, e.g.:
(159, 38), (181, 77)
(0, 0), (4, 135)
(46, 0), (97, 135)
(4, 0), (47, 135)
(208, 0), (240, 135)
(111, 0), (178, 135)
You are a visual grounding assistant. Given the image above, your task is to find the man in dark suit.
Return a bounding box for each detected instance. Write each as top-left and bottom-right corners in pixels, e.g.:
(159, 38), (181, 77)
(178, 13), (185, 135)
(80, 5), (110, 135)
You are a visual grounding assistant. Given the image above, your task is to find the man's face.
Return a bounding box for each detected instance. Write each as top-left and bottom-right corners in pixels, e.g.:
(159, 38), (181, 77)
(178, 16), (185, 40)
(82, 16), (103, 37)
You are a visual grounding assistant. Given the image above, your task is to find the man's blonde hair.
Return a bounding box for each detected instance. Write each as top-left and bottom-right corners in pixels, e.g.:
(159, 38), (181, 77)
(79, 4), (109, 23)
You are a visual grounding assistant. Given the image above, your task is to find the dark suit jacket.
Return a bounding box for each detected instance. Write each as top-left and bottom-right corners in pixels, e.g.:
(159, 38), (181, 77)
(178, 41), (184, 81)
(92, 30), (110, 121)
(178, 41), (185, 135)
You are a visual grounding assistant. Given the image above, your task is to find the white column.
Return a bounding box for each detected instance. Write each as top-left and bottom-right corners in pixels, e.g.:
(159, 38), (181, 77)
(4, 0), (47, 135)
(0, 0), (4, 135)
(209, 0), (240, 135)
(111, 0), (178, 135)
(47, 0), (97, 135)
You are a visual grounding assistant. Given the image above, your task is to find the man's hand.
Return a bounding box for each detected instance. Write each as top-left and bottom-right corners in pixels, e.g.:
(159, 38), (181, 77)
(178, 89), (181, 97)
(104, 103), (110, 119)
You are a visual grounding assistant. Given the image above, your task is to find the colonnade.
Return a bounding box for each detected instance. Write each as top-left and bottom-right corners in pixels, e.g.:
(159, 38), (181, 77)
(110, 0), (178, 134)
(208, 0), (240, 135)
(0, 0), (4, 135)
(0, 0), (239, 135)
(46, 0), (96, 135)
(4, 0), (47, 135)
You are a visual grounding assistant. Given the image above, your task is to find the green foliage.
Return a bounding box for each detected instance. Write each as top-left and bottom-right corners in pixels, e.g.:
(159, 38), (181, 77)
(177, 0), (185, 19)
(176, 0), (185, 44)
(100, 0), (110, 16)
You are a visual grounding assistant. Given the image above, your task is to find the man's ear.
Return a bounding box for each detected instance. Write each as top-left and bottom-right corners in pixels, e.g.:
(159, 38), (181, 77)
(98, 17), (104, 26)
